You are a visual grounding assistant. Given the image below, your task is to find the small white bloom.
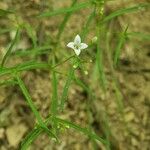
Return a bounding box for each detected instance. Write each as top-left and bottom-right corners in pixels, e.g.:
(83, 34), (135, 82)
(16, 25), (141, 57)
(67, 34), (88, 56)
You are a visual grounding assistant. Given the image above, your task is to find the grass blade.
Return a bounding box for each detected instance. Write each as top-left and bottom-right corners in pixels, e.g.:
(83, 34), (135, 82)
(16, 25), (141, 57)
(21, 116), (107, 149)
(38, 1), (91, 17)
(96, 29), (107, 91)
(102, 112), (111, 150)
(101, 3), (150, 24)
(11, 46), (51, 57)
(113, 25), (128, 67)
(1, 28), (20, 67)
(60, 68), (75, 111)
(127, 32), (150, 40)
(55, 117), (107, 145)
(16, 75), (57, 141)
(0, 28), (14, 35)
(24, 23), (37, 48)
(0, 55), (74, 77)
(0, 61), (49, 77)
(0, 9), (14, 16)
(0, 79), (17, 87)
(21, 116), (52, 150)
(20, 127), (42, 150)
(105, 25), (127, 130)
(56, 0), (77, 42)
(16, 74), (44, 124)
(81, 8), (96, 40)
(50, 70), (58, 116)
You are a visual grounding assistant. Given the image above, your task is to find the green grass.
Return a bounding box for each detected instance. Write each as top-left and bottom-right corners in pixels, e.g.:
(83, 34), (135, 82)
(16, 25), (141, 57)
(1, 27), (20, 67)
(38, 1), (91, 17)
(15, 73), (58, 140)
(113, 25), (129, 67)
(0, 8), (15, 16)
(0, 0), (149, 149)
(60, 67), (75, 111)
(101, 3), (150, 24)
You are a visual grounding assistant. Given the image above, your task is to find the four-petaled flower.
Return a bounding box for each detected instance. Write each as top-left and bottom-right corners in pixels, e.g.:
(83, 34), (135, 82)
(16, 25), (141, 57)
(67, 34), (88, 56)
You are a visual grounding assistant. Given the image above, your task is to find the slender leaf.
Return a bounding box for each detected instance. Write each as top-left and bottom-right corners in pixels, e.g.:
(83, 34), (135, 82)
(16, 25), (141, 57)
(0, 79), (17, 87)
(51, 69), (58, 116)
(81, 7), (96, 40)
(0, 61), (50, 77)
(127, 32), (150, 40)
(0, 28), (14, 35)
(20, 127), (42, 150)
(96, 26), (107, 91)
(114, 25), (128, 67)
(21, 116), (52, 150)
(0, 9), (14, 16)
(11, 46), (51, 57)
(38, 1), (91, 17)
(0, 55), (74, 77)
(1, 28), (20, 67)
(60, 68), (75, 110)
(101, 3), (150, 24)
(24, 23), (37, 48)
(55, 117), (107, 145)
(56, 0), (77, 41)
(16, 75), (57, 141)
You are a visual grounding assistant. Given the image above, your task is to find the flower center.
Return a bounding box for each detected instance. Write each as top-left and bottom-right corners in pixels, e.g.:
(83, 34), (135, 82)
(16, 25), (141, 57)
(74, 44), (80, 50)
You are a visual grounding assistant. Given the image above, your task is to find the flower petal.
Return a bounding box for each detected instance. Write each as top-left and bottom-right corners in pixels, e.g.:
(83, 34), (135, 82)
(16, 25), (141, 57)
(74, 34), (81, 45)
(67, 42), (74, 49)
(80, 43), (88, 50)
(74, 48), (81, 56)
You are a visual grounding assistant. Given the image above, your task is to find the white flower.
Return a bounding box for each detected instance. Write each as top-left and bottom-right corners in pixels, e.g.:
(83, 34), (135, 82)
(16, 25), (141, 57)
(67, 34), (88, 56)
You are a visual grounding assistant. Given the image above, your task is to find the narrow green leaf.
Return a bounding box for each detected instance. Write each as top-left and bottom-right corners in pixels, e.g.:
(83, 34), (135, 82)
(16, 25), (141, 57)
(60, 68), (75, 110)
(102, 112), (111, 150)
(127, 32), (150, 40)
(16, 61), (49, 71)
(11, 46), (51, 57)
(24, 23), (37, 47)
(0, 9), (14, 16)
(16, 75), (57, 141)
(114, 25), (128, 67)
(113, 81), (124, 115)
(56, 0), (77, 41)
(1, 28), (20, 67)
(0, 79), (17, 87)
(38, 1), (91, 17)
(0, 61), (49, 77)
(16, 74), (45, 124)
(21, 127), (42, 150)
(55, 117), (107, 145)
(0, 55), (74, 77)
(21, 116), (52, 150)
(51, 70), (58, 116)
(96, 27), (107, 91)
(21, 115), (107, 149)
(101, 3), (150, 24)
(0, 28), (14, 35)
(81, 8), (96, 40)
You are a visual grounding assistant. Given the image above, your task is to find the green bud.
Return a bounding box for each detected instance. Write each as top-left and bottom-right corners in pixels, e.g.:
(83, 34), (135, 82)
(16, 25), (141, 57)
(92, 36), (98, 44)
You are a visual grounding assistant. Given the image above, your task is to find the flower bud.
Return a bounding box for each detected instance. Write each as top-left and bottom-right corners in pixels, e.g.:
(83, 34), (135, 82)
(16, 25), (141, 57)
(92, 36), (98, 44)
